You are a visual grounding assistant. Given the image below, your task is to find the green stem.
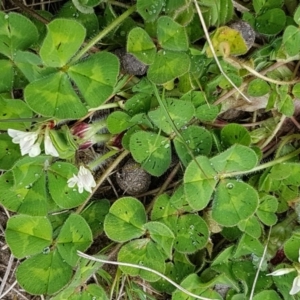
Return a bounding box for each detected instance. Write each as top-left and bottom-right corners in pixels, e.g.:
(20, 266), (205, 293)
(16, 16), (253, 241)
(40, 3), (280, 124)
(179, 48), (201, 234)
(88, 149), (119, 170)
(222, 147), (300, 178)
(69, 5), (136, 64)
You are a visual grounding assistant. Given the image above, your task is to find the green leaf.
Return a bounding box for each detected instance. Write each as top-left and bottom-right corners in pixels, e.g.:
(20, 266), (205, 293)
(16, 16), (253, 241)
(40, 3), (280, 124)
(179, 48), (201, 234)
(277, 94), (294, 117)
(16, 251), (73, 295)
(118, 239), (165, 282)
(256, 195), (278, 226)
(184, 156), (218, 210)
(40, 18), (86, 67)
(148, 98), (195, 135)
(151, 251), (195, 294)
(129, 131), (171, 176)
(238, 216), (261, 238)
(106, 111), (132, 134)
(282, 25), (300, 57)
(127, 27), (156, 64)
(294, 5), (300, 25)
(5, 215), (52, 258)
(14, 51), (55, 83)
(212, 180), (259, 227)
(57, 2), (99, 37)
(157, 16), (189, 51)
(174, 126), (212, 167)
(247, 78), (270, 97)
(0, 156), (49, 216)
(0, 12), (39, 58)
(253, 290), (282, 300)
(143, 221), (175, 259)
(284, 232), (300, 262)
(68, 52), (119, 108)
(81, 200), (110, 237)
(173, 214), (209, 254)
(0, 97), (32, 130)
(56, 214), (93, 267)
(147, 50), (190, 85)
(104, 197), (147, 242)
(0, 59), (13, 92)
(210, 144), (258, 174)
(0, 134), (21, 170)
(136, 0), (163, 22)
(195, 103), (220, 122)
(255, 8), (286, 35)
(48, 162), (89, 208)
(220, 123), (251, 148)
(292, 82), (300, 98)
(25, 71), (87, 119)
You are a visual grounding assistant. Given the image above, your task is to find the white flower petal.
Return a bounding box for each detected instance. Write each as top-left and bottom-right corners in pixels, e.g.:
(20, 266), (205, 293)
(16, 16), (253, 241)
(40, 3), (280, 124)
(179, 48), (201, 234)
(67, 175), (78, 188)
(267, 268), (295, 276)
(44, 133), (59, 157)
(67, 166), (96, 193)
(8, 129), (40, 156)
(28, 143), (41, 157)
(290, 275), (300, 295)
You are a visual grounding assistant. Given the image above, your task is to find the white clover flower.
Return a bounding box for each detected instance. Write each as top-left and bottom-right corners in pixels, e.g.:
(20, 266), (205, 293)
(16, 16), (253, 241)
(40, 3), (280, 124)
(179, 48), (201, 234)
(8, 128), (60, 158)
(8, 129), (41, 157)
(44, 129), (59, 157)
(67, 166), (96, 193)
(268, 249), (300, 295)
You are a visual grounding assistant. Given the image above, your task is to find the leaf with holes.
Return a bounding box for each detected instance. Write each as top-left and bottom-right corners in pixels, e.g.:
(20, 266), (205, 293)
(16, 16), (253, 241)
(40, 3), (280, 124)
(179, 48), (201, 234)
(40, 18), (86, 67)
(174, 125), (212, 167)
(0, 156), (49, 216)
(56, 214), (93, 267)
(104, 197), (147, 242)
(5, 215), (52, 258)
(129, 131), (171, 176)
(173, 214), (209, 253)
(0, 134), (21, 170)
(0, 97), (33, 130)
(220, 123), (251, 148)
(0, 12), (39, 58)
(136, 0), (164, 22)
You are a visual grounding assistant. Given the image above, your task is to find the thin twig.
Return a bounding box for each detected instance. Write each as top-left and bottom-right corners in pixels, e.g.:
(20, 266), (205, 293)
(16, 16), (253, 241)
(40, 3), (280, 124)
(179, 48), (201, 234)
(77, 251), (219, 300)
(0, 254), (14, 296)
(193, 0), (252, 103)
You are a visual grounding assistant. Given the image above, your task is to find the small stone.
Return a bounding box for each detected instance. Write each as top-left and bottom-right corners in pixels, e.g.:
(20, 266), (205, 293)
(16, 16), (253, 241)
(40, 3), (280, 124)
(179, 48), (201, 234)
(229, 20), (255, 51)
(114, 48), (148, 76)
(116, 158), (151, 195)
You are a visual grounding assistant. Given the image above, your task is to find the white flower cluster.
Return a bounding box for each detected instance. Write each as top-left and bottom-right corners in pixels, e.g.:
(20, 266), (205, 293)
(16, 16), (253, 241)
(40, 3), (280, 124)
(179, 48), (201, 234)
(67, 166), (96, 193)
(8, 128), (59, 157)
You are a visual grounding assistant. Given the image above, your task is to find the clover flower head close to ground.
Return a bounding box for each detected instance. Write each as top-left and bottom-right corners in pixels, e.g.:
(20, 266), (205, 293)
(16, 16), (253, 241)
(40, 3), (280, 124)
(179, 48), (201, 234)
(8, 127), (59, 158)
(268, 249), (300, 295)
(67, 166), (96, 193)
(8, 129), (41, 157)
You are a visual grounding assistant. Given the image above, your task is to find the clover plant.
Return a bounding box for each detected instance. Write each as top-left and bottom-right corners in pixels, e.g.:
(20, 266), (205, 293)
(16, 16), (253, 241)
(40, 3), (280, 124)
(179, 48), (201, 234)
(1, 0), (300, 299)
